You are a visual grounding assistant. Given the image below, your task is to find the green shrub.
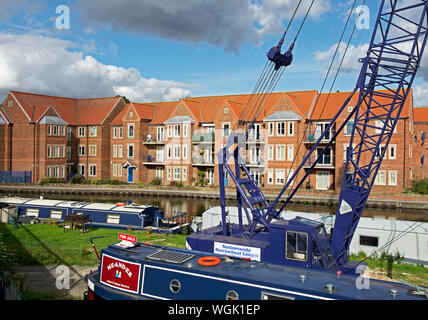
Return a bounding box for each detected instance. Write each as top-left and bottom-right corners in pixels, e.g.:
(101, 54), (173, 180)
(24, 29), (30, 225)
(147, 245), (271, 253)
(39, 177), (58, 185)
(150, 177), (162, 186)
(410, 179), (428, 195)
(69, 175), (85, 184)
(90, 178), (101, 185)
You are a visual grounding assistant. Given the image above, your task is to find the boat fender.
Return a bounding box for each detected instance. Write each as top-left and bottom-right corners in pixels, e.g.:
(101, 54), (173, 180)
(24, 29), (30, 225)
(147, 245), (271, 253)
(197, 256), (221, 267)
(116, 203), (125, 206)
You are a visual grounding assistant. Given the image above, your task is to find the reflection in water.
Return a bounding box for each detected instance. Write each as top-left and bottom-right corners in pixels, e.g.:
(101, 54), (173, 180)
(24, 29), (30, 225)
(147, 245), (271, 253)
(34, 194), (428, 222)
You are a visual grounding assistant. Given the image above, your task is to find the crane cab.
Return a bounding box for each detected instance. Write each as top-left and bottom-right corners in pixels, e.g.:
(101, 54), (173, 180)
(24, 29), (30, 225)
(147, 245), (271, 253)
(266, 216), (337, 272)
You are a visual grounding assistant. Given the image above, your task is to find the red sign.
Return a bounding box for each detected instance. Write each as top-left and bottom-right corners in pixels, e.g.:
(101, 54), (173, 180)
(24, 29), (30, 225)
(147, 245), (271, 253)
(118, 233), (137, 243)
(100, 254), (141, 294)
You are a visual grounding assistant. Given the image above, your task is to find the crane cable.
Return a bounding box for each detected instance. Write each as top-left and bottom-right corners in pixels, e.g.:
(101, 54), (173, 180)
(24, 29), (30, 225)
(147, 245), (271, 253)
(235, 0), (316, 132)
(277, 0), (365, 211)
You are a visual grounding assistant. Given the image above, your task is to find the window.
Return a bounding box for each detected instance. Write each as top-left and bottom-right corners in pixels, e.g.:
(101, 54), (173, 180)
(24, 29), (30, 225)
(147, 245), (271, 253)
(174, 124), (181, 138)
(113, 164), (118, 177)
(359, 235), (379, 247)
(127, 144), (134, 158)
(107, 214), (120, 225)
(287, 169), (295, 186)
(389, 145), (397, 160)
(156, 167), (164, 179)
(53, 146), (60, 158)
(169, 279), (181, 293)
(286, 231), (308, 262)
(113, 145), (118, 158)
(157, 127), (164, 142)
(268, 122), (274, 136)
(89, 165), (97, 177)
(287, 145), (294, 161)
(67, 146), (71, 160)
(173, 167), (181, 181)
(128, 123), (135, 138)
(78, 164), (85, 176)
(261, 292), (295, 300)
(89, 145), (97, 157)
(52, 125), (59, 136)
(207, 168), (214, 185)
(224, 107), (228, 114)
(67, 127), (72, 141)
(167, 167), (172, 181)
(183, 124), (188, 138)
(8, 101), (13, 108)
(343, 144), (355, 162)
(182, 144), (188, 160)
(276, 145), (286, 161)
(78, 127), (85, 137)
(47, 125), (52, 136)
(182, 167), (187, 181)
(288, 122), (295, 136)
(388, 170), (398, 186)
(275, 169), (285, 185)
(173, 145), (181, 159)
(222, 123), (230, 137)
(167, 125), (172, 138)
(226, 290), (239, 300)
(376, 145), (386, 159)
(47, 145), (52, 158)
(409, 144), (412, 158)
(89, 126), (97, 137)
(344, 120), (354, 136)
(277, 122), (285, 136)
(375, 170), (386, 185)
(268, 145), (274, 161)
(267, 169), (274, 185)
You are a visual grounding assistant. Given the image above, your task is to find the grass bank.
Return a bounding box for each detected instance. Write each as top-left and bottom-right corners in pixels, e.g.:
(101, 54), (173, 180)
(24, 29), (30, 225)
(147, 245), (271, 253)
(0, 222), (187, 267)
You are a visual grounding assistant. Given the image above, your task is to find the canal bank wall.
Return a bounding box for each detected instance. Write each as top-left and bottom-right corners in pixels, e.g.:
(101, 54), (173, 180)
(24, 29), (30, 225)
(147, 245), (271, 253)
(0, 184), (427, 211)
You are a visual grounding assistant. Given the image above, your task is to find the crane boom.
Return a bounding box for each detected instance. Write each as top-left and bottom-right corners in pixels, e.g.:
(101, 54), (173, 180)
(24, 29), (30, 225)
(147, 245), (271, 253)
(187, 0), (428, 274)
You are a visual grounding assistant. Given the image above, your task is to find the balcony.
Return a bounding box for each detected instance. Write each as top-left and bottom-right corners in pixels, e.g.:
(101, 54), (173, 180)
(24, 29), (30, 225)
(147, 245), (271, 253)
(192, 132), (215, 144)
(303, 128), (336, 145)
(142, 154), (164, 165)
(302, 153), (335, 169)
(192, 156), (214, 166)
(143, 134), (165, 145)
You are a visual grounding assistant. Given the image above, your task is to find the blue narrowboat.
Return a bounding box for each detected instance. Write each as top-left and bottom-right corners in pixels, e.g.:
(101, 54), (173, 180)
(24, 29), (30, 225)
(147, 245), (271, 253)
(85, 241), (428, 300)
(0, 196), (164, 230)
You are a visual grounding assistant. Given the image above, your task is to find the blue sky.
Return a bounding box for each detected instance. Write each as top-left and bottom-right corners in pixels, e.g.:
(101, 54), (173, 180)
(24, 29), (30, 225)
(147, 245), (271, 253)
(1, 0), (424, 104)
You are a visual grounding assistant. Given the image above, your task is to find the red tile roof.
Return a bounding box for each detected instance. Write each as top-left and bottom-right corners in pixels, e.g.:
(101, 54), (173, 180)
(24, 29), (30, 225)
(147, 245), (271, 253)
(414, 107), (428, 122)
(9, 91), (123, 125)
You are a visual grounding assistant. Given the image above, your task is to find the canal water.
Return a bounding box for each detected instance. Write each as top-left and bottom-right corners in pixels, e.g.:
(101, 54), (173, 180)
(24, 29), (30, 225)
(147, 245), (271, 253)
(33, 193), (428, 223)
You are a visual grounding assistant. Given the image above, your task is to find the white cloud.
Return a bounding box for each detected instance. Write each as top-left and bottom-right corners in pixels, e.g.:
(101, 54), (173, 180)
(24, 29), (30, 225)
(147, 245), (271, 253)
(0, 32), (191, 102)
(75, 0), (331, 52)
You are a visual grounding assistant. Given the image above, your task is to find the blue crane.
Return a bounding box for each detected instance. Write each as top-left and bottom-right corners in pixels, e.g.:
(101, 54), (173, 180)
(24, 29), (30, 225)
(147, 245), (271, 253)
(186, 0), (428, 274)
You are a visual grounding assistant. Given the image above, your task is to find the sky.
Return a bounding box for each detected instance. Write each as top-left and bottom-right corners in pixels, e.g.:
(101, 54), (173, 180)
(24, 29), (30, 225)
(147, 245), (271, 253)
(0, 0), (427, 107)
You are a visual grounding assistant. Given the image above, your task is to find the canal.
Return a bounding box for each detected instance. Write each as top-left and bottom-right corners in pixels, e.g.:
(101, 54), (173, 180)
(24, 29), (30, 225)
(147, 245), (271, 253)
(15, 193), (428, 223)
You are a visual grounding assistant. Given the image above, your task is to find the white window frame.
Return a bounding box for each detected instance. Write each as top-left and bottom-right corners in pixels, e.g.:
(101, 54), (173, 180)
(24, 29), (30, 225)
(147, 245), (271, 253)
(173, 166), (181, 181)
(167, 167), (172, 181)
(127, 123), (135, 139)
(275, 169), (285, 185)
(78, 126), (86, 137)
(374, 170), (386, 186)
(174, 124), (181, 138)
(222, 123), (231, 138)
(89, 164), (97, 177)
(388, 144), (397, 160)
(182, 166), (187, 181)
(89, 145), (97, 157)
(182, 144), (188, 160)
(78, 164), (85, 176)
(267, 169), (274, 185)
(268, 145), (274, 161)
(288, 122), (295, 136)
(388, 170), (398, 186)
(276, 122), (286, 137)
(173, 145), (181, 160)
(287, 145), (294, 161)
(268, 122), (275, 137)
(89, 126), (97, 137)
(127, 143), (135, 159)
(276, 145), (286, 161)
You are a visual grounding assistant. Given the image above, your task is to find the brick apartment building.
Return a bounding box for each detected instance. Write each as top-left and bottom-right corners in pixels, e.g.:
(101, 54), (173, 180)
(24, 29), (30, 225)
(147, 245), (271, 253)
(0, 89), (427, 195)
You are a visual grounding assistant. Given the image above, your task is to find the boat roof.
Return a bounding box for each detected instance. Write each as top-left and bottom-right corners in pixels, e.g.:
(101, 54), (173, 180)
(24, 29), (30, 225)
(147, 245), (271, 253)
(0, 196), (156, 213)
(102, 242), (427, 300)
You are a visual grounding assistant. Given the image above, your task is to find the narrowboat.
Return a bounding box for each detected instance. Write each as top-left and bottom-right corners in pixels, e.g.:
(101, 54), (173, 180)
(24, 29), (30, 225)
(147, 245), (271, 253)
(0, 196), (164, 231)
(85, 240), (428, 300)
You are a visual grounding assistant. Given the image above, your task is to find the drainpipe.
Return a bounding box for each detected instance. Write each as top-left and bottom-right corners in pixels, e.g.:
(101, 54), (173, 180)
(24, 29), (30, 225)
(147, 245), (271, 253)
(403, 119), (406, 190)
(32, 106), (36, 183)
(86, 125), (89, 180)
